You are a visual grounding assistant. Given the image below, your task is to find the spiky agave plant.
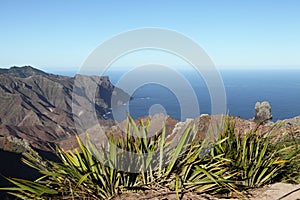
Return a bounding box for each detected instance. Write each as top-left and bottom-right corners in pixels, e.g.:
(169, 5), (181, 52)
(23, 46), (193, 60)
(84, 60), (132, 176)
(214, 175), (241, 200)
(212, 117), (299, 188)
(118, 116), (240, 197)
(6, 115), (298, 199)
(0, 115), (168, 199)
(271, 127), (300, 184)
(0, 115), (239, 199)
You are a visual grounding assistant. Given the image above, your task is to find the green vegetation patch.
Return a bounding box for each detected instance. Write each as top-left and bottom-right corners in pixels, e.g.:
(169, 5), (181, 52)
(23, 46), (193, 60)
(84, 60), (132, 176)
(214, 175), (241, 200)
(1, 116), (299, 199)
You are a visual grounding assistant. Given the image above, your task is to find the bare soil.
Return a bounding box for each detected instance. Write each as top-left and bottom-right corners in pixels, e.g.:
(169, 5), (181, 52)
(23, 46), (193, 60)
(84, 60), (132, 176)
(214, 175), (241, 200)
(111, 183), (300, 200)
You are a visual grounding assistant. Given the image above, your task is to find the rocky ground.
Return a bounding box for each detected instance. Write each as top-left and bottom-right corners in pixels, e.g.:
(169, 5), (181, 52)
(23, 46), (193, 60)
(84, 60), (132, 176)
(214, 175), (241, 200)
(111, 183), (300, 200)
(58, 112), (300, 152)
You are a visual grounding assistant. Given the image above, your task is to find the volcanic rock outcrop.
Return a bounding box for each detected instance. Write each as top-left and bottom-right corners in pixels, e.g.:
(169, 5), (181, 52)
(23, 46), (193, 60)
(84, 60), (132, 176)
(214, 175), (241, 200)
(0, 66), (129, 151)
(254, 101), (272, 124)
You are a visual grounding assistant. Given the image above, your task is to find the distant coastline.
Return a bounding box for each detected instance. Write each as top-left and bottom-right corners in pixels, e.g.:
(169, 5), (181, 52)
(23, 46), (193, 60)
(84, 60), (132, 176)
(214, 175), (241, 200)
(48, 68), (300, 121)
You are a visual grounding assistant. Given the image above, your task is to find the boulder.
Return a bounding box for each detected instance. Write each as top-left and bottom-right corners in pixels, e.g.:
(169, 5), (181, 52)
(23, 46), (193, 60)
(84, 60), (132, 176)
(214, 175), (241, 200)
(254, 101), (272, 124)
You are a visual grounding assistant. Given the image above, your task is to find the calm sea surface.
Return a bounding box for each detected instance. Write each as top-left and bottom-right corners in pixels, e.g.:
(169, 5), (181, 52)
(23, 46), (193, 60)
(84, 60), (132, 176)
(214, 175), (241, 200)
(56, 69), (300, 122)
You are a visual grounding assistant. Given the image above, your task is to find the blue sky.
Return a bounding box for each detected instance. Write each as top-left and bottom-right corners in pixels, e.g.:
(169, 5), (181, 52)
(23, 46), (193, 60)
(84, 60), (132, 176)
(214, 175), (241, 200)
(1, 0), (300, 72)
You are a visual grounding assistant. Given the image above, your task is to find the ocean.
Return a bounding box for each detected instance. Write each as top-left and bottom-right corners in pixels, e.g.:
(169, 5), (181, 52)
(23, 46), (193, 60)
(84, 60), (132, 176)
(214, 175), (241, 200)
(55, 68), (300, 122)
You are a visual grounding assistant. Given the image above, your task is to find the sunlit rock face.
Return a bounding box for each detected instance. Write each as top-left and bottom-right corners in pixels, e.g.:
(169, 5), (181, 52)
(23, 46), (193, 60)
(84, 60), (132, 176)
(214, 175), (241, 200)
(0, 66), (129, 152)
(254, 101), (272, 124)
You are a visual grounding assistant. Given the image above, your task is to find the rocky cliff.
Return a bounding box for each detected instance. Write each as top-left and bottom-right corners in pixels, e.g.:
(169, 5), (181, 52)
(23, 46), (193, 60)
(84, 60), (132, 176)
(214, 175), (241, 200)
(0, 66), (129, 151)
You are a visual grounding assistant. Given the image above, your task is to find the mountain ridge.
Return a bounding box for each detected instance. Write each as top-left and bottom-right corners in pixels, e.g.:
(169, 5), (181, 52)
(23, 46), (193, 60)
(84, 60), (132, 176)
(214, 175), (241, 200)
(0, 66), (51, 78)
(0, 66), (129, 151)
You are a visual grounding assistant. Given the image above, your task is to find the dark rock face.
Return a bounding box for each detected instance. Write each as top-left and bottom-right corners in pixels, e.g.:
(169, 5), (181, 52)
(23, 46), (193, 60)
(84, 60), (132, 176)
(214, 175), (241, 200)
(0, 66), (129, 151)
(254, 101), (272, 124)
